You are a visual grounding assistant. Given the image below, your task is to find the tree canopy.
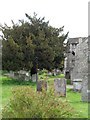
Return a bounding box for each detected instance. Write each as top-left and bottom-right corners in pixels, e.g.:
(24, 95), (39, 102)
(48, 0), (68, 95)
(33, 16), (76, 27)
(1, 13), (68, 72)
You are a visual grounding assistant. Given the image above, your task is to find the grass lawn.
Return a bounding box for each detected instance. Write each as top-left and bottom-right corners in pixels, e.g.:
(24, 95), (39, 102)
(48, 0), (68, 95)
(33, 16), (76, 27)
(1, 74), (88, 118)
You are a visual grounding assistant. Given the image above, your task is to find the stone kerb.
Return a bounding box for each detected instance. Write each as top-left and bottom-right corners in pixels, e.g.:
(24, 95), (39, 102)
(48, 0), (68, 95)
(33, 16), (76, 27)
(54, 78), (66, 97)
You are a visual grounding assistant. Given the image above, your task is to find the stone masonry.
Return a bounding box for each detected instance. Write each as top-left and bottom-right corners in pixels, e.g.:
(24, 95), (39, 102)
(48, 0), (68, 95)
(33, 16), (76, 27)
(72, 38), (88, 101)
(64, 37), (88, 101)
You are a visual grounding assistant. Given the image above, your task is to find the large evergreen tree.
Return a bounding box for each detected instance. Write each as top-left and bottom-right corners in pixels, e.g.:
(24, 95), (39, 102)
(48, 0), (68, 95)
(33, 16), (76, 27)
(1, 13), (68, 73)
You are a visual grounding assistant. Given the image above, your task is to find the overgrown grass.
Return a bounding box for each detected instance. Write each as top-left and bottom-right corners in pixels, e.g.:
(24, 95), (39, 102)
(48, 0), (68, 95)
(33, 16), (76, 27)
(2, 86), (78, 118)
(1, 74), (88, 118)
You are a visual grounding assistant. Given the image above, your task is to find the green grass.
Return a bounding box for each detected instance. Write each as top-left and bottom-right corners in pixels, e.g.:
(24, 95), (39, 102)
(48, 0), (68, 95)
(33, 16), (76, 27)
(1, 74), (88, 118)
(66, 89), (88, 118)
(2, 75), (36, 107)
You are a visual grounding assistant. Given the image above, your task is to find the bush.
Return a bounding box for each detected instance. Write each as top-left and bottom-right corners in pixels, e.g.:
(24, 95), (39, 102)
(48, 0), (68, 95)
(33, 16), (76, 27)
(40, 76), (43, 79)
(2, 86), (78, 118)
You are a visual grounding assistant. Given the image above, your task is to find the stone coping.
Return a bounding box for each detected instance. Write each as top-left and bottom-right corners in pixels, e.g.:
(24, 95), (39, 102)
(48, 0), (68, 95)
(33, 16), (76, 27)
(73, 79), (82, 82)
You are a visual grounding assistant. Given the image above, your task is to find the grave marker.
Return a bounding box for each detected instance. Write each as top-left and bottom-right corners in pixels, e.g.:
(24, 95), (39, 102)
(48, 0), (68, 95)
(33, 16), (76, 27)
(37, 80), (47, 91)
(54, 78), (66, 97)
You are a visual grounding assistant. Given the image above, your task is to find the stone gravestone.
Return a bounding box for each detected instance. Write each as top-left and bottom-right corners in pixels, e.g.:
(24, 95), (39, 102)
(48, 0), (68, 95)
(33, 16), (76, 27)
(14, 72), (19, 80)
(9, 71), (14, 78)
(73, 79), (82, 92)
(25, 72), (29, 81)
(48, 72), (52, 76)
(56, 69), (61, 75)
(37, 80), (47, 91)
(54, 78), (66, 97)
(32, 74), (36, 82)
(19, 70), (26, 80)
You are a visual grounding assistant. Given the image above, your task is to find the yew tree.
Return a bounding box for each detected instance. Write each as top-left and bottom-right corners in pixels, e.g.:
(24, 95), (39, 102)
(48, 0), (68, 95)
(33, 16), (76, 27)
(1, 13), (68, 73)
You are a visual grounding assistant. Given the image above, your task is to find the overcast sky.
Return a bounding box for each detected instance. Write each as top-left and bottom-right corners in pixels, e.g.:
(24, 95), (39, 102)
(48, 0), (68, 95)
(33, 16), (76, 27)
(0, 0), (89, 38)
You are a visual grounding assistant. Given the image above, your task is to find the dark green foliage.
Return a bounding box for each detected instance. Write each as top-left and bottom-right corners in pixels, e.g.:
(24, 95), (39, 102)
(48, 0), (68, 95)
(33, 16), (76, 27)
(1, 13), (68, 71)
(2, 86), (77, 118)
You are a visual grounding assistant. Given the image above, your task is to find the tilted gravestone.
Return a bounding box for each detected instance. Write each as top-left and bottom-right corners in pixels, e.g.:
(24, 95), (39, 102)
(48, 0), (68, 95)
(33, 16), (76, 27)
(37, 80), (47, 91)
(54, 78), (66, 97)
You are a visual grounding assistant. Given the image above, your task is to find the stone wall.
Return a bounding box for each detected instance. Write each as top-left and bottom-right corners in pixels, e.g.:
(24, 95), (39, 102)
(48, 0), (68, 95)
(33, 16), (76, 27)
(72, 38), (88, 101)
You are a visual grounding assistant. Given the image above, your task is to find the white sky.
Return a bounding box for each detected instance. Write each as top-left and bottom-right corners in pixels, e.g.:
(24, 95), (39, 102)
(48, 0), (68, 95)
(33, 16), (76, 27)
(0, 0), (89, 38)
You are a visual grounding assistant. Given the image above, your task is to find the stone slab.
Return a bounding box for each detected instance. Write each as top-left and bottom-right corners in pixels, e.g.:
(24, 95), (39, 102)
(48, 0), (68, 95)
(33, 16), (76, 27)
(37, 80), (47, 91)
(54, 78), (66, 97)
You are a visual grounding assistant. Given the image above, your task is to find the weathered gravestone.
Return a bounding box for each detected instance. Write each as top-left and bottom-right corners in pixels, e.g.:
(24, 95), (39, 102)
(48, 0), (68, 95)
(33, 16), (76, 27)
(56, 69), (61, 75)
(48, 72), (52, 76)
(37, 80), (47, 91)
(31, 74), (38, 82)
(19, 70), (26, 80)
(9, 71), (14, 78)
(31, 74), (36, 82)
(25, 72), (29, 81)
(54, 78), (66, 97)
(73, 79), (82, 92)
(14, 72), (19, 80)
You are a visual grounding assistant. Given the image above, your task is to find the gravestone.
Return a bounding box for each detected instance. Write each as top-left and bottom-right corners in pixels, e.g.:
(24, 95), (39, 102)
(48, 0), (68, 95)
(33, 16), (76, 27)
(31, 74), (36, 82)
(81, 74), (88, 102)
(25, 72), (29, 81)
(14, 72), (19, 80)
(9, 71), (14, 78)
(19, 70), (26, 80)
(19, 70), (26, 75)
(48, 72), (52, 76)
(39, 70), (42, 75)
(54, 78), (66, 97)
(56, 69), (61, 75)
(73, 79), (82, 92)
(37, 80), (47, 91)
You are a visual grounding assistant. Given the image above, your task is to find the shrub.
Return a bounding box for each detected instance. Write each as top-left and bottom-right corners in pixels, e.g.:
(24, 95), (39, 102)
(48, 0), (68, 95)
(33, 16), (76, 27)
(2, 86), (78, 118)
(40, 76), (43, 79)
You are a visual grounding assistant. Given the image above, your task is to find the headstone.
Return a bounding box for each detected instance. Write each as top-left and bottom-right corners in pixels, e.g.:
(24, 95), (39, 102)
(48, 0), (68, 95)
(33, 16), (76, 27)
(54, 78), (66, 97)
(19, 70), (26, 80)
(14, 72), (19, 80)
(4, 73), (10, 77)
(19, 70), (26, 75)
(21, 74), (26, 80)
(48, 72), (52, 76)
(32, 74), (36, 82)
(25, 72), (29, 81)
(73, 79), (82, 92)
(81, 74), (88, 102)
(37, 80), (47, 91)
(39, 70), (42, 75)
(54, 72), (56, 76)
(9, 71), (14, 78)
(56, 69), (61, 75)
